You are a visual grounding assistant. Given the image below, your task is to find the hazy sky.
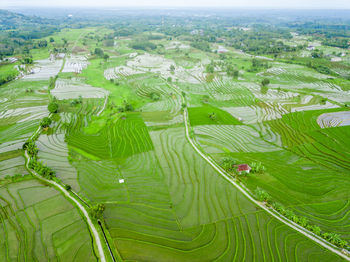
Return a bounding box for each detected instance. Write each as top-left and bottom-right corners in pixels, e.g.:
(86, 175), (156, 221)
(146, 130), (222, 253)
(1, 0), (350, 8)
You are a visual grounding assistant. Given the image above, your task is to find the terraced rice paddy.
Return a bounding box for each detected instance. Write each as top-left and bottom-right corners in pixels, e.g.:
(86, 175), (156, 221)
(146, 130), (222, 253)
(23, 59), (63, 81)
(0, 179), (97, 262)
(52, 79), (108, 100)
(62, 55), (89, 74)
(1, 24), (350, 261)
(317, 111), (350, 128)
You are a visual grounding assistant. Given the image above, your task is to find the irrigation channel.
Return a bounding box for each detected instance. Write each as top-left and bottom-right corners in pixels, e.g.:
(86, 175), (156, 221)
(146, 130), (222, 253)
(168, 82), (350, 261)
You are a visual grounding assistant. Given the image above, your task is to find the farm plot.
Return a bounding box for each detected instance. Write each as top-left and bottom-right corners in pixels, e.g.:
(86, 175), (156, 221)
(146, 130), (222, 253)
(137, 82), (182, 115)
(107, 207), (342, 261)
(104, 66), (144, 80)
(150, 127), (258, 227)
(0, 105), (48, 123)
(165, 41), (190, 50)
(0, 150), (26, 178)
(222, 102), (288, 123)
(204, 79), (256, 106)
(317, 111), (350, 128)
(101, 126), (346, 261)
(62, 55), (89, 74)
(194, 125), (280, 154)
(23, 58), (63, 81)
(267, 109), (350, 172)
(72, 158), (128, 202)
(37, 134), (81, 191)
(52, 79), (108, 100)
(0, 179), (97, 262)
(67, 112), (154, 160)
(292, 199), (350, 242)
(107, 53), (205, 84)
(188, 105), (241, 126)
(261, 63), (332, 83)
(0, 120), (40, 154)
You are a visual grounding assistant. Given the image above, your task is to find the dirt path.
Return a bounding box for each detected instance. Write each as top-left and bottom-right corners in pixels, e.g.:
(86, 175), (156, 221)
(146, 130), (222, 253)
(168, 81), (350, 261)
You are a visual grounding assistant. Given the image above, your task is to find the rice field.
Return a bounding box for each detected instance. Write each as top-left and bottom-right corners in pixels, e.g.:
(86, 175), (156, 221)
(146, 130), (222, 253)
(0, 179), (97, 262)
(1, 26), (350, 262)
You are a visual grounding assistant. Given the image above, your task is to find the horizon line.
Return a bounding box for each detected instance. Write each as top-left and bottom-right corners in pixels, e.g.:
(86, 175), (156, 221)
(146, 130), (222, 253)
(2, 5), (350, 10)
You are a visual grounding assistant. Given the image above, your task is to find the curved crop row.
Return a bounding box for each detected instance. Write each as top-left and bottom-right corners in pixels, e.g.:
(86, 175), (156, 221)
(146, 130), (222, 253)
(0, 179), (97, 262)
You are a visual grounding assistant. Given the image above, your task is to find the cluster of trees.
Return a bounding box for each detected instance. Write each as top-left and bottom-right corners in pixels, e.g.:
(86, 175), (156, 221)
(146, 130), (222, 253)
(40, 117), (52, 128)
(220, 157), (237, 172)
(28, 159), (56, 179)
(190, 40), (211, 52)
(130, 41), (157, 51)
(306, 61), (333, 75)
(323, 38), (349, 49)
(311, 49), (324, 58)
(0, 174), (31, 185)
(90, 204), (105, 219)
(226, 64), (239, 78)
(250, 162), (266, 174)
(256, 188), (349, 249)
(149, 92), (161, 101)
(93, 48), (109, 60)
(225, 28), (299, 56)
(48, 101), (59, 113)
(205, 63), (215, 73)
(70, 96), (83, 106)
(208, 112), (216, 120)
(23, 140), (38, 157)
(248, 58), (270, 72)
(117, 102), (134, 112)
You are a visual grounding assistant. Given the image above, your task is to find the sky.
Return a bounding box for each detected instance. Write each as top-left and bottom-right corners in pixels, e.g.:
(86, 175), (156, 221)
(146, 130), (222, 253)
(1, 0), (350, 9)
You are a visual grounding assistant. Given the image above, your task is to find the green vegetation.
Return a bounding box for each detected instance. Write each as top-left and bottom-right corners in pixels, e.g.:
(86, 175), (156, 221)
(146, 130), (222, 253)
(188, 105), (241, 126)
(1, 8), (350, 262)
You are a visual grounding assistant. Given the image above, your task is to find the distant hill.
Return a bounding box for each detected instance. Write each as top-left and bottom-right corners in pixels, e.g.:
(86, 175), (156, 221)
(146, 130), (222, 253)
(0, 9), (58, 30)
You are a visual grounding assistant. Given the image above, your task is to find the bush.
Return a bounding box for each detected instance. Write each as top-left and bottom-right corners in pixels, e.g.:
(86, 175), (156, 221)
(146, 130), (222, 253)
(48, 102), (58, 113)
(23, 140), (38, 157)
(255, 188), (271, 202)
(28, 159), (56, 179)
(261, 78), (270, 86)
(40, 117), (52, 128)
(130, 41), (156, 51)
(250, 162), (266, 174)
(90, 204), (105, 219)
(149, 92), (161, 101)
(220, 157), (237, 172)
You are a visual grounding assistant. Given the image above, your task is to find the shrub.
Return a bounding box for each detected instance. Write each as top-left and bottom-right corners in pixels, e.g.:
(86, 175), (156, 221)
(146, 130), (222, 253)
(40, 117), (52, 128)
(90, 204), (105, 219)
(255, 188), (271, 202)
(23, 140), (38, 157)
(149, 92), (161, 101)
(48, 102), (58, 113)
(261, 78), (270, 86)
(250, 162), (266, 174)
(28, 159), (56, 179)
(220, 157), (237, 172)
